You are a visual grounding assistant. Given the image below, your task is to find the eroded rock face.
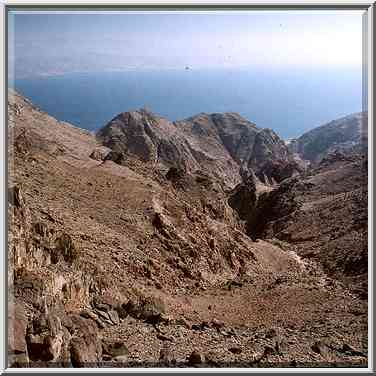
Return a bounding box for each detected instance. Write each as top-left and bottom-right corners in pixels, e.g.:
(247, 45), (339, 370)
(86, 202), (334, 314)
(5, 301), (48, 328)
(248, 128), (291, 172)
(255, 160), (302, 185)
(179, 113), (293, 186)
(8, 185), (80, 276)
(181, 112), (259, 165)
(8, 185), (102, 366)
(97, 110), (196, 173)
(248, 178), (301, 240)
(228, 174), (257, 221)
(229, 176), (301, 241)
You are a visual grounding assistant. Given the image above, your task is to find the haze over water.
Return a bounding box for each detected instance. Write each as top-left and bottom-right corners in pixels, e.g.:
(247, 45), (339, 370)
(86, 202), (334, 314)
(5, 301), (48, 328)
(14, 66), (362, 139)
(9, 11), (364, 138)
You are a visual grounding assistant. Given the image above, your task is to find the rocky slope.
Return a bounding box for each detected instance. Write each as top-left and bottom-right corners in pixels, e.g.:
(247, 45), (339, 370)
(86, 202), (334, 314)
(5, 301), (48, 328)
(229, 151), (368, 298)
(288, 112), (367, 164)
(7, 91), (368, 368)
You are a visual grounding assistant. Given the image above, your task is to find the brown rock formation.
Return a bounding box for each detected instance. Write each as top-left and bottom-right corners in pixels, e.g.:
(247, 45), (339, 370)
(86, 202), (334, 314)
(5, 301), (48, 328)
(97, 110), (294, 188)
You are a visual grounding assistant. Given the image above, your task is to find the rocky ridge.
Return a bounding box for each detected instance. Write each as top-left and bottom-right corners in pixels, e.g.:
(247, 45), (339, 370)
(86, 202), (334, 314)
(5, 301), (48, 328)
(96, 109), (296, 188)
(288, 112), (367, 164)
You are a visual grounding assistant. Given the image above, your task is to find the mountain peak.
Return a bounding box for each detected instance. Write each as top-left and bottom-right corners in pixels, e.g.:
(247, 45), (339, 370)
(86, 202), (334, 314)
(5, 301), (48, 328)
(96, 108), (295, 188)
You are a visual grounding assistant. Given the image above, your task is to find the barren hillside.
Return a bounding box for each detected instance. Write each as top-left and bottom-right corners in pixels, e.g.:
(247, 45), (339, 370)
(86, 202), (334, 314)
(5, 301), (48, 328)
(8, 91), (368, 368)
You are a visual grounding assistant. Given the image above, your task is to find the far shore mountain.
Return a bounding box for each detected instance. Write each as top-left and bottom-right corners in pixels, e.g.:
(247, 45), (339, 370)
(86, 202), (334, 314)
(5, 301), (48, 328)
(288, 112), (367, 163)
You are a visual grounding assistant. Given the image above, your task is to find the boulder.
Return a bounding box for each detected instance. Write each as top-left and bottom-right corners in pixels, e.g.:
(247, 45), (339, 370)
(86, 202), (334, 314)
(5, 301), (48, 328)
(211, 319), (225, 329)
(174, 317), (190, 329)
(340, 343), (366, 357)
(113, 355), (129, 363)
(228, 347), (242, 355)
(157, 333), (174, 342)
(26, 313), (65, 362)
(124, 294), (166, 324)
(94, 309), (111, 322)
(79, 309), (98, 321)
(8, 302), (29, 366)
(108, 310), (120, 325)
(311, 340), (331, 356)
(102, 341), (129, 358)
(89, 146), (111, 161)
(69, 315), (102, 367)
(159, 346), (175, 365)
(115, 302), (129, 320)
(187, 350), (205, 365)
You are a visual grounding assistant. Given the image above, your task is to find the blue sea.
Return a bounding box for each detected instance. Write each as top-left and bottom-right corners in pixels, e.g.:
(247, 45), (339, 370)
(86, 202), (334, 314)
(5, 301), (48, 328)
(13, 67), (363, 139)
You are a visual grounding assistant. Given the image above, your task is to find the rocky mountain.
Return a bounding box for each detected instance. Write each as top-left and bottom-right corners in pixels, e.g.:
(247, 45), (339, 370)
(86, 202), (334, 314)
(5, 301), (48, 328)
(7, 91), (368, 368)
(96, 110), (296, 188)
(288, 112), (367, 164)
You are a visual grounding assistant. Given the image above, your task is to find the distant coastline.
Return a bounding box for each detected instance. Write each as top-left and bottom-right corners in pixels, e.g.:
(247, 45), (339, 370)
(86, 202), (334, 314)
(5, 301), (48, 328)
(13, 67), (362, 139)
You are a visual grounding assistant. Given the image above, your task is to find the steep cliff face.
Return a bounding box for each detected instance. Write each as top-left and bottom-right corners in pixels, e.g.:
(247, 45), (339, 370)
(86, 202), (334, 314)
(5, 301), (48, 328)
(247, 128), (291, 171)
(288, 112), (367, 163)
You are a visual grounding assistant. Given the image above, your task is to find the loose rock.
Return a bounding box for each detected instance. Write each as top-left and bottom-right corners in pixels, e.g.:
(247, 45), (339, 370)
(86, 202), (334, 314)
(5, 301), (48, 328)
(187, 350), (205, 365)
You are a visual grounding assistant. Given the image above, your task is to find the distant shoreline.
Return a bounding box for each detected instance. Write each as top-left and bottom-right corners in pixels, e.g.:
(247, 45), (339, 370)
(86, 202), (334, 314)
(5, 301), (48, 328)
(12, 68), (362, 139)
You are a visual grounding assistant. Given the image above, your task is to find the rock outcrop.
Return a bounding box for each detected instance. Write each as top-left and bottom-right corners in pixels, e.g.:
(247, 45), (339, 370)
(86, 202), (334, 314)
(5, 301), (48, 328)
(97, 110), (295, 188)
(237, 154), (368, 296)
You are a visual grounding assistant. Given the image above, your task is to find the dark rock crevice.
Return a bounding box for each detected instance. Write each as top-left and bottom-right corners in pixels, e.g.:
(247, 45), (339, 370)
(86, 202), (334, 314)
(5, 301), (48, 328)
(228, 176), (300, 241)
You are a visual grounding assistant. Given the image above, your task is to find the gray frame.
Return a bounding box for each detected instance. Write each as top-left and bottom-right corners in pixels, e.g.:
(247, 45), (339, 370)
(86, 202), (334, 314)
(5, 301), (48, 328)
(2, 3), (374, 374)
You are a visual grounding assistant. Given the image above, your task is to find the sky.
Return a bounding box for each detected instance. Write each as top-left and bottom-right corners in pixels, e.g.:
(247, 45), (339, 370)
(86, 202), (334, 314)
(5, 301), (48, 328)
(8, 10), (365, 78)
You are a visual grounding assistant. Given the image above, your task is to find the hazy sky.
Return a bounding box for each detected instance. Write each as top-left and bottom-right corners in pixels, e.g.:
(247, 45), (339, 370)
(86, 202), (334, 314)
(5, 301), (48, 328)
(9, 10), (365, 77)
